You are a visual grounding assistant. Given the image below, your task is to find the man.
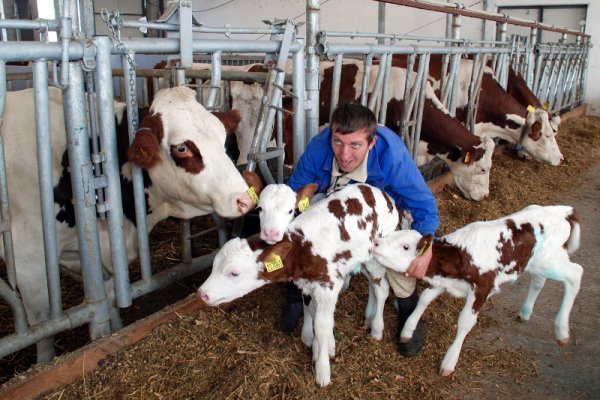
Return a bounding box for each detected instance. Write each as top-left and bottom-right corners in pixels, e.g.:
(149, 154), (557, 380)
(282, 101), (439, 357)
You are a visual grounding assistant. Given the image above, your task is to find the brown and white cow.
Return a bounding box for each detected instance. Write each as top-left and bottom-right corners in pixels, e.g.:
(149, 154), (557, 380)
(198, 183), (399, 387)
(0, 86), (257, 362)
(373, 204), (582, 376)
(394, 55), (563, 166)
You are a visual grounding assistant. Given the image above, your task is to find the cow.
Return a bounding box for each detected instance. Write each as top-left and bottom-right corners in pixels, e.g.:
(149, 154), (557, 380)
(372, 205), (582, 376)
(318, 60), (495, 201)
(198, 183), (400, 386)
(0, 86), (258, 363)
(392, 55), (562, 165)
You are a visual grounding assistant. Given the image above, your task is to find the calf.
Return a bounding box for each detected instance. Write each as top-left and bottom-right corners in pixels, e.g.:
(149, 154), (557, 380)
(199, 183), (399, 386)
(372, 204), (582, 376)
(0, 86), (256, 362)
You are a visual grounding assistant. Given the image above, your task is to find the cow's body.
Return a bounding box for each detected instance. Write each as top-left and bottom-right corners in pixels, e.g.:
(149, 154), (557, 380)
(199, 183), (400, 386)
(1, 86), (255, 362)
(373, 205), (582, 376)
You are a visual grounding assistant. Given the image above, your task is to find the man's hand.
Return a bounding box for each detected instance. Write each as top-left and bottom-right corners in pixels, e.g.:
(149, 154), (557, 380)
(405, 243), (432, 279)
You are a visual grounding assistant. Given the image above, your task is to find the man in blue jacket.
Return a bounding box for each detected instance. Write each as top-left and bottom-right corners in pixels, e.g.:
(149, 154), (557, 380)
(281, 101), (439, 357)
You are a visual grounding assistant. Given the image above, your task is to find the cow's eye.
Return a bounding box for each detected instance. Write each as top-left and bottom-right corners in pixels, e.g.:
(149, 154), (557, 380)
(255, 206), (263, 213)
(175, 144), (187, 154)
(288, 209), (293, 214)
(403, 244), (410, 251)
(229, 271), (239, 277)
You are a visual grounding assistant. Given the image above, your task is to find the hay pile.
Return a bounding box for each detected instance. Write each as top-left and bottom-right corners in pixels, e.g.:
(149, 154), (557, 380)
(3, 115), (600, 399)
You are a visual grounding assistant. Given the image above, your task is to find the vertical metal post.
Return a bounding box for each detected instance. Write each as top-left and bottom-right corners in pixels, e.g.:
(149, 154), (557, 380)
(451, 14), (461, 42)
(96, 37), (132, 307)
(178, 0), (193, 68)
(527, 27), (538, 87)
(305, 0), (321, 142)
(64, 62), (111, 340)
(378, 2), (385, 45)
(32, 61), (62, 320)
(292, 43), (306, 163)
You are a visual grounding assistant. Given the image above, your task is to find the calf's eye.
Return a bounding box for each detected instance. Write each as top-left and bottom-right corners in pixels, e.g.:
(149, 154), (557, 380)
(403, 244), (410, 251)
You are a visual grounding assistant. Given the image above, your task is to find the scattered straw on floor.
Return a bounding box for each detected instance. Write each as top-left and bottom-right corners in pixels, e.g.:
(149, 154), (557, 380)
(3, 115), (600, 399)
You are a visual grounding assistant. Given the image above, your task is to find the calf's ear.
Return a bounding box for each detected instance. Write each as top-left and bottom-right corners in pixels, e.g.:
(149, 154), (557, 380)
(296, 183), (319, 207)
(242, 170), (264, 195)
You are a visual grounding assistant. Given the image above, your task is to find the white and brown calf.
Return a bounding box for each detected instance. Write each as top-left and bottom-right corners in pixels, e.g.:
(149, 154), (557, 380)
(0, 86), (256, 363)
(199, 183), (399, 386)
(373, 205), (582, 376)
(255, 182), (391, 342)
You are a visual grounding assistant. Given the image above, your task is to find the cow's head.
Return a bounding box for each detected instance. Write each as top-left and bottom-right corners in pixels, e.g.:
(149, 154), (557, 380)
(373, 230), (430, 273)
(198, 237), (276, 306)
(257, 183), (318, 244)
(522, 108), (563, 166)
(444, 136), (495, 201)
(127, 87), (257, 219)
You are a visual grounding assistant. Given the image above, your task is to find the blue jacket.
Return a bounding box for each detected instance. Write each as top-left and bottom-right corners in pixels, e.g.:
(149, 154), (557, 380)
(288, 125), (439, 236)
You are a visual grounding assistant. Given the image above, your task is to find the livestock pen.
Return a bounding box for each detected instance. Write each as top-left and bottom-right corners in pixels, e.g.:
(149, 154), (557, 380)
(0, 0), (597, 398)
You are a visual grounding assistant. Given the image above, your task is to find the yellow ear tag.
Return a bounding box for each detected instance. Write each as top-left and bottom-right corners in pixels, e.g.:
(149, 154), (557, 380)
(542, 102), (549, 110)
(464, 152), (471, 163)
(298, 196), (310, 213)
(415, 240), (432, 258)
(264, 253), (284, 273)
(527, 105), (536, 113)
(247, 187), (259, 205)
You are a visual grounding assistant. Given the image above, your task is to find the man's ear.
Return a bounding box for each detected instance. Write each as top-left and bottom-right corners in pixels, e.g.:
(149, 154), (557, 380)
(368, 135), (378, 150)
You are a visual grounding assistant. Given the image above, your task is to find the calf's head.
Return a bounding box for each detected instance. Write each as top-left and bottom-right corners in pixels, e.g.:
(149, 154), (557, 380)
(373, 230), (431, 273)
(198, 237), (289, 306)
(127, 87), (257, 218)
(257, 183), (318, 244)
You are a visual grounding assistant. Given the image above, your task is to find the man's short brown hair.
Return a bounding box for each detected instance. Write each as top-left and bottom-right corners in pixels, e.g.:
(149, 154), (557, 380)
(330, 101), (377, 143)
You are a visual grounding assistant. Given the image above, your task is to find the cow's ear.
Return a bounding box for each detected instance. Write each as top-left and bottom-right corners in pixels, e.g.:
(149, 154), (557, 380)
(213, 109), (241, 134)
(529, 120), (542, 141)
(128, 114), (164, 169)
(296, 183), (318, 208)
(243, 170), (264, 195)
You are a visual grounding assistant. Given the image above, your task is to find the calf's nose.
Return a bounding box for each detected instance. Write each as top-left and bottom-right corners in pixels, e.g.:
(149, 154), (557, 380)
(198, 291), (210, 303)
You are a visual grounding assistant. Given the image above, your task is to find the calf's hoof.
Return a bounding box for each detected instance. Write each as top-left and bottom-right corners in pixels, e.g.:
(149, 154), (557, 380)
(557, 338), (569, 347)
(439, 368), (454, 377)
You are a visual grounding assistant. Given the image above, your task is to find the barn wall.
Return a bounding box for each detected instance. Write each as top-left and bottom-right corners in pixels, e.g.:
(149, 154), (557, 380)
(94, 0), (595, 110)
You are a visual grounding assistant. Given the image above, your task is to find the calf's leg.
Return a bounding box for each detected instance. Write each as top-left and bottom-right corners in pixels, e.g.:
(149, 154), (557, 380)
(440, 291), (478, 376)
(519, 273), (546, 322)
(312, 296), (337, 387)
(400, 286), (443, 341)
(551, 262), (583, 345)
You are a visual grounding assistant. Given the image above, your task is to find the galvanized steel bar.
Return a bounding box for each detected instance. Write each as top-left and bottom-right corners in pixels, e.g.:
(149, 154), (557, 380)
(378, 52), (394, 124)
(178, 0), (193, 68)
(32, 60), (62, 320)
(206, 51), (222, 108)
(63, 62), (111, 340)
(329, 54), (344, 122)
(0, 278), (27, 335)
(292, 43), (306, 163)
(120, 46), (152, 285)
(412, 53), (429, 160)
(97, 38), (132, 307)
(360, 54), (373, 106)
(306, 0), (321, 141)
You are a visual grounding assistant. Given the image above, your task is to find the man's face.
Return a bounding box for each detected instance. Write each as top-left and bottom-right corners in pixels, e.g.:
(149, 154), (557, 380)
(331, 128), (377, 173)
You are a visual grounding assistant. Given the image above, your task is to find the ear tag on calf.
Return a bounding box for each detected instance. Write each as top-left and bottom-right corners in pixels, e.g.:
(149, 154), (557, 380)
(542, 102), (549, 110)
(298, 196), (310, 212)
(415, 240), (432, 258)
(264, 253), (284, 273)
(527, 105), (536, 113)
(248, 187), (259, 205)
(463, 152), (471, 163)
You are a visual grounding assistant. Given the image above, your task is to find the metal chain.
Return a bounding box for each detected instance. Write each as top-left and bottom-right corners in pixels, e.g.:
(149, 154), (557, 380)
(101, 9), (139, 128)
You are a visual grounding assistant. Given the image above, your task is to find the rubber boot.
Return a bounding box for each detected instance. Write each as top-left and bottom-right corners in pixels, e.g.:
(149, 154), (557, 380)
(396, 290), (424, 357)
(278, 282), (303, 334)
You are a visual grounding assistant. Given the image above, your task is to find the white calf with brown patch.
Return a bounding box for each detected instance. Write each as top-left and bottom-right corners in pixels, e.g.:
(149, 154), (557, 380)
(373, 205), (582, 376)
(199, 184), (399, 386)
